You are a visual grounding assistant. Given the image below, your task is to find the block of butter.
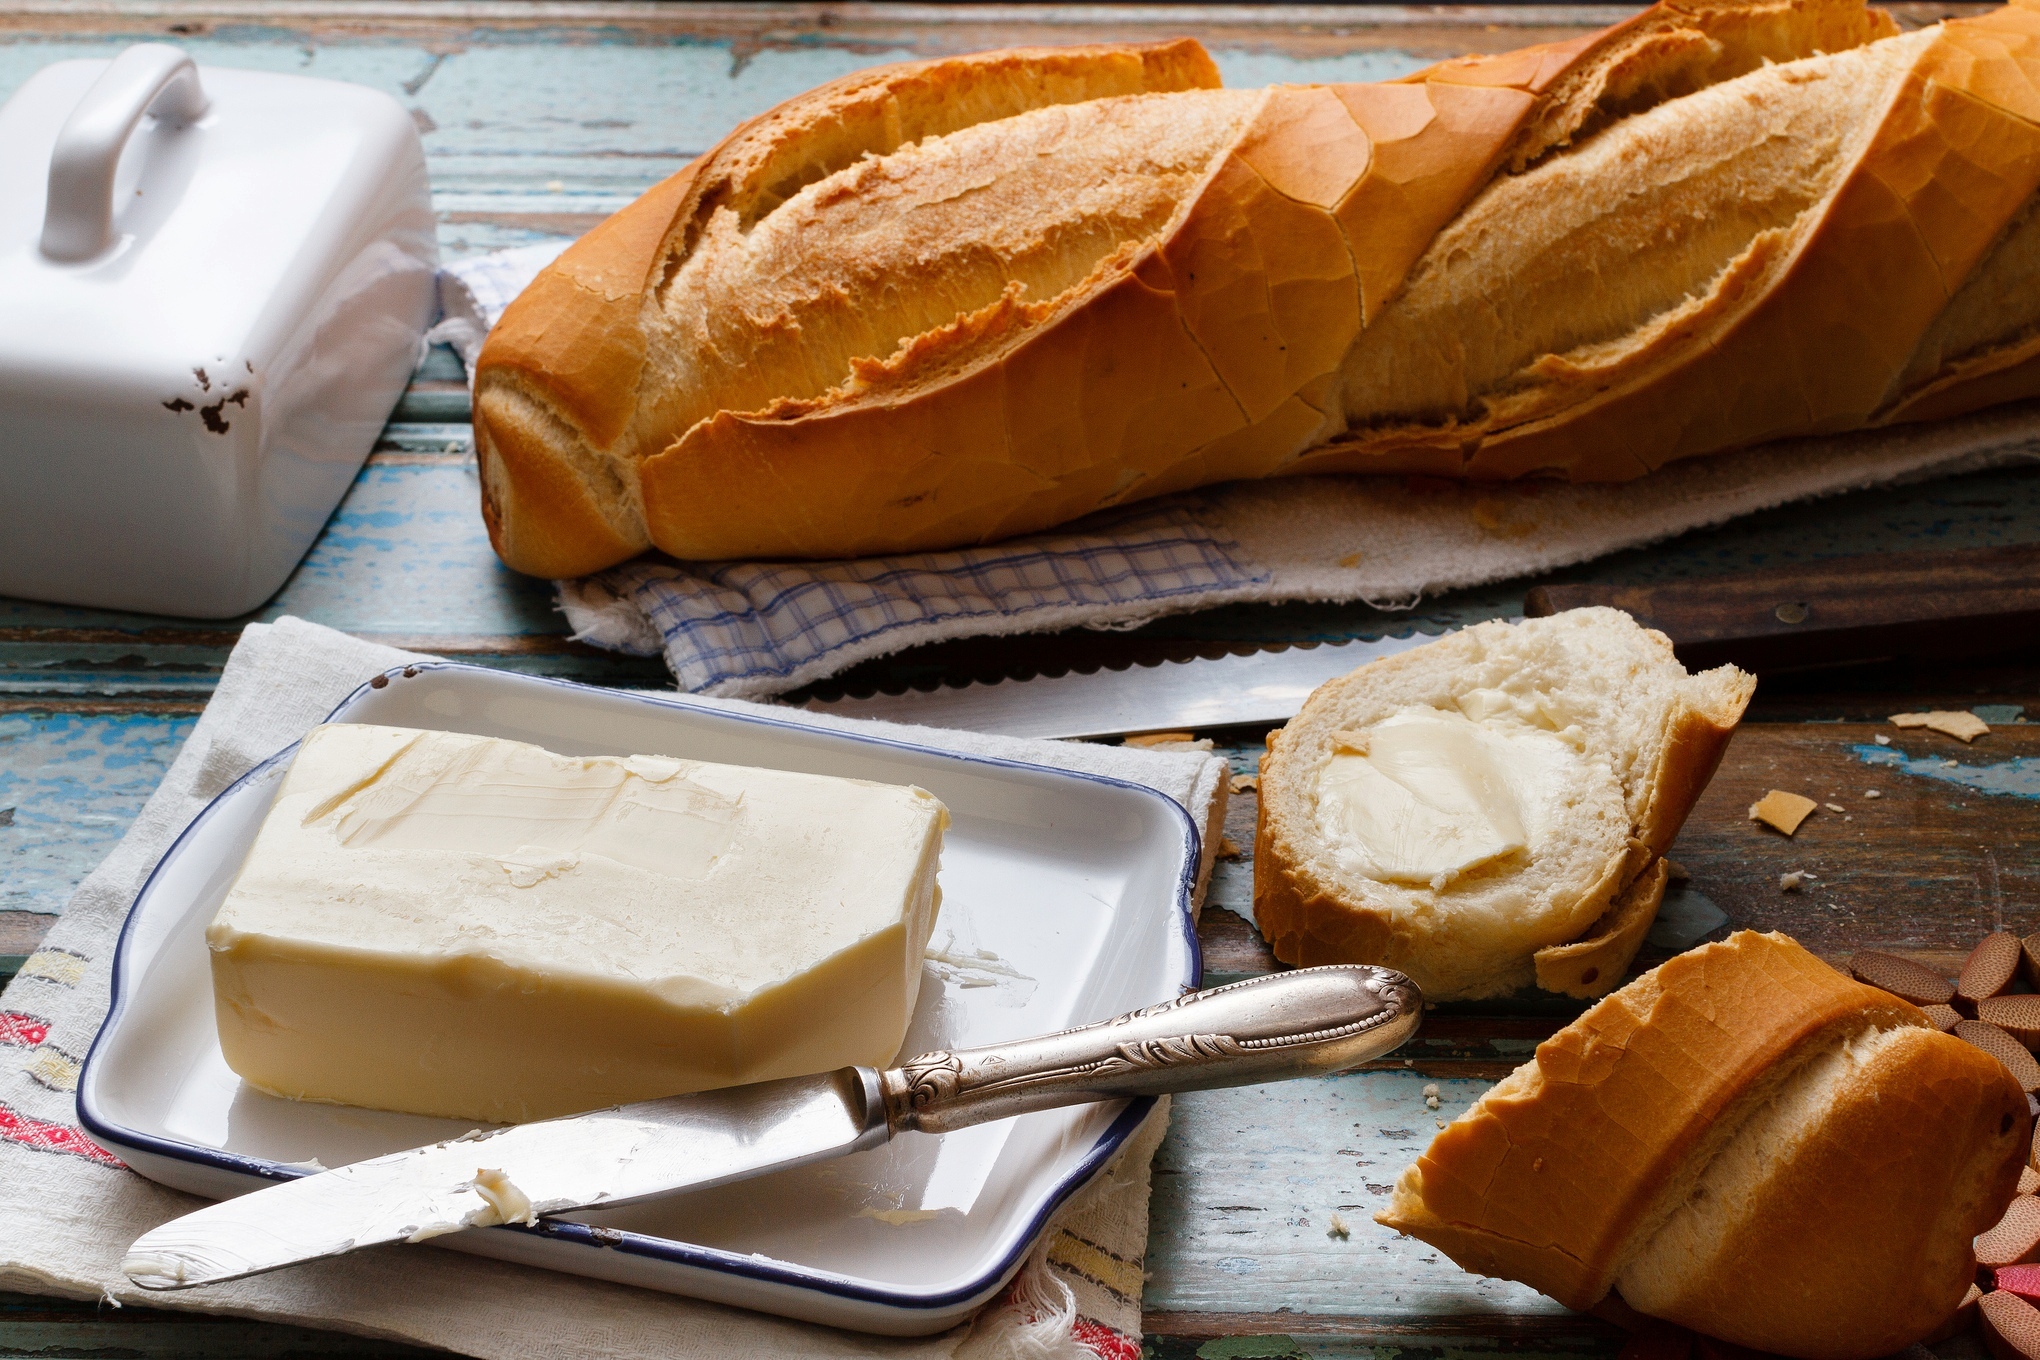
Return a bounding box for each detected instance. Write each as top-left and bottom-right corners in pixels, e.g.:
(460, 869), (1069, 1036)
(207, 723), (948, 1122)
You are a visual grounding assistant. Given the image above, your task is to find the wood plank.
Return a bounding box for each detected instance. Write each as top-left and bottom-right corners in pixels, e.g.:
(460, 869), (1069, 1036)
(0, 457), (670, 697)
(0, 911), (47, 981)
(0, 15), (1455, 241)
(1143, 1073), (1576, 1326)
(1669, 721), (2040, 974)
(0, 710), (198, 918)
(0, 1291), (444, 1357)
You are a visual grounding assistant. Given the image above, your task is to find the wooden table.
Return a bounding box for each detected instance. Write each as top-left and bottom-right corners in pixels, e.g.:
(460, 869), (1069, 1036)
(2, 4), (2036, 1357)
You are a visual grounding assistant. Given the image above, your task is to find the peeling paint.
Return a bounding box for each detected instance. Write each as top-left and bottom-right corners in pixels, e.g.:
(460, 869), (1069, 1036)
(1852, 745), (2040, 801)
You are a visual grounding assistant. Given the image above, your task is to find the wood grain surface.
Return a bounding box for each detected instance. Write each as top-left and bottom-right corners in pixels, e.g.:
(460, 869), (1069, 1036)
(2, 3), (2038, 1358)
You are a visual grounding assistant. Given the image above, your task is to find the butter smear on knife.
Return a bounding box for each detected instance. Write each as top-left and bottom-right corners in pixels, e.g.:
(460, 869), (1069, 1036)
(207, 723), (947, 1123)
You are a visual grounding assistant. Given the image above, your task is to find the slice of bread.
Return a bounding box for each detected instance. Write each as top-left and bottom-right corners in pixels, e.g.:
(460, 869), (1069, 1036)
(1378, 931), (2029, 1360)
(1253, 607), (1753, 1000)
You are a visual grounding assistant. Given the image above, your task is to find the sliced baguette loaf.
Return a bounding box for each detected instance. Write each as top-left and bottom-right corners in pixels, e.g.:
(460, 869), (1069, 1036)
(1378, 930), (2029, 1359)
(471, 0), (2040, 574)
(1253, 607), (1752, 1001)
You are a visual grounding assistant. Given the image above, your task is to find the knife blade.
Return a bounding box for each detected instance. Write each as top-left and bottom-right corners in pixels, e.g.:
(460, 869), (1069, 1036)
(123, 964), (1420, 1291)
(801, 632), (1439, 739)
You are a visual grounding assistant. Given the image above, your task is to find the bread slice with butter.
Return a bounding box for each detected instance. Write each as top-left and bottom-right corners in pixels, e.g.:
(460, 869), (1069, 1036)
(1378, 930), (2029, 1359)
(207, 723), (948, 1123)
(1253, 608), (1752, 1000)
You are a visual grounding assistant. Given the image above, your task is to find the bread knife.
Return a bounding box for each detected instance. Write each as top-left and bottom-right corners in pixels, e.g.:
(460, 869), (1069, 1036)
(1525, 541), (2040, 672)
(800, 632), (1440, 739)
(122, 964), (1420, 1291)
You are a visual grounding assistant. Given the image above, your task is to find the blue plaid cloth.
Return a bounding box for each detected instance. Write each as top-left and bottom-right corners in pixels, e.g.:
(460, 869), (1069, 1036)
(585, 504), (1269, 695)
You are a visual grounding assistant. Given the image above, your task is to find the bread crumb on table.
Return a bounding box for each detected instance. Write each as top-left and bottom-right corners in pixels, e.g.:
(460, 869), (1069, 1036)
(1888, 710), (1990, 742)
(1874, 734), (1892, 746)
(1327, 1213), (1350, 1240)
(1825, 802), (1845, 813)
(1864, 789), (1881, 799)
(1229, 773), (1258, 794)
(1216, 835), (1242, 860)
(1750, 790), (1819, 835)
(1780, 870), (1813, 892)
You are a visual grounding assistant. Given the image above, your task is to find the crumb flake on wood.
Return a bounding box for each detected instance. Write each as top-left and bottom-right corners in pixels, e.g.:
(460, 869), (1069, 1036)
(1750, 789), (1818, 835)
(1230, 773), (1258, 794)
(1888, 710), (1990, 742)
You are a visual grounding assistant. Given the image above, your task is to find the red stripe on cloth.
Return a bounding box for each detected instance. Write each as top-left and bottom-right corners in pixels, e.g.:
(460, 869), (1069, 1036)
(1071, 1319), (1140, 1360)
(0, 1102), (124, 1168)
(0, 1011), (50, 1047)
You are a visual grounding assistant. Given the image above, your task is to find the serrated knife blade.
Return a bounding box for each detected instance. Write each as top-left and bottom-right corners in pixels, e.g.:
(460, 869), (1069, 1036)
(801, 633), (1439, 740)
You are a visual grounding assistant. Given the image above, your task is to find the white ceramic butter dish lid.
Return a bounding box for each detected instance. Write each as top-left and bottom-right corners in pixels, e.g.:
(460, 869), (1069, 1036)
(0, 45), (437, 619)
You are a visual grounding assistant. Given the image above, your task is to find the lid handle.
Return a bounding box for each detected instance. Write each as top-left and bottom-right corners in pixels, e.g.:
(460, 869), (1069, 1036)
(41, 44), (209, 263)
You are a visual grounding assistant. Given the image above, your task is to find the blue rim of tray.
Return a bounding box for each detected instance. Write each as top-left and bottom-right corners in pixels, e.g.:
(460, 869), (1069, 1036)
(79, 661), (1204, 1315)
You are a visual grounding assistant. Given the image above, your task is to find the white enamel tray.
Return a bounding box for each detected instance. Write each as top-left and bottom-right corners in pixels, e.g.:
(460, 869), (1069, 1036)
(79, 664), (1201, 1336)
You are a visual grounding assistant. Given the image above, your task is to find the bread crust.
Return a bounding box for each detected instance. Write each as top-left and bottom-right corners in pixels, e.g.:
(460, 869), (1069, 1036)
(473, 40), (1224, 575)
(1448, 0), (2040, 481)
(474, 0), (2040, 574)
(1375, 933), (1953, 1309)
(1625, 1025), (2027, 1358)
(1533, 856), (1669, 999)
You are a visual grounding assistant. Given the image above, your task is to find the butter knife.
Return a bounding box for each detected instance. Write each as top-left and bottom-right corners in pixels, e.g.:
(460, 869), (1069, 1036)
(123, 964), (1420, 1291)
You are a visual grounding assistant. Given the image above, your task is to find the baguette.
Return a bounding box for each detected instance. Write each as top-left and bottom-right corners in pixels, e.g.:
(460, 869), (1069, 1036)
(474, 0), (2040, 576)
(1377, 931), (2030, 1359)
(1252, 607), (1753, 1000)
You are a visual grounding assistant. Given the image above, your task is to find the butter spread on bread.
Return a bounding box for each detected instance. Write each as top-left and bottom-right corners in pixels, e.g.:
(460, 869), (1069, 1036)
(1255, 608), (1753, 1001)
(206, 723), (948, 1123)
(474, 0), (2040, 574)
(1378, 930), (2030, 1360)
(1315, 706), (1590, 889)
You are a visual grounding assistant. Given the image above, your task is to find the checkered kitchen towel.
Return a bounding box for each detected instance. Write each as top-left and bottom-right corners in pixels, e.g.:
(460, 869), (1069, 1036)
(439, 250), (2040, 700)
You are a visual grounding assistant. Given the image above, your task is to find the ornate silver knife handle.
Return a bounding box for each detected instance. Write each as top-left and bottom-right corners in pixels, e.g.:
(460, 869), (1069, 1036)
(880, 964), (1420, 1134)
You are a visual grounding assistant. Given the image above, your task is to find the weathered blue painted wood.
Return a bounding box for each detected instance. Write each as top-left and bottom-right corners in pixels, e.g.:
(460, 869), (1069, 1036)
(0, 451), (668, 697)
(269, 459), (556, 637)
(1145, 1073), (1580, 1325)
(0, 711), (197, 915)
(0, 36), (1433, 256)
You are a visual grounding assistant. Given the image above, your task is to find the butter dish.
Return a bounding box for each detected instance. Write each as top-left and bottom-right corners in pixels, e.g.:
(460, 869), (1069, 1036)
(79, 666), (1200, 1334)
(0, 44), (436, 617)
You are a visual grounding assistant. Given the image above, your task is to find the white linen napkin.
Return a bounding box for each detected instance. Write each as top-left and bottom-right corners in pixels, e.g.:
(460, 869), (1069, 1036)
(436, 249), (2040, 699)
(0, 616), (1228, 1360)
